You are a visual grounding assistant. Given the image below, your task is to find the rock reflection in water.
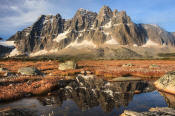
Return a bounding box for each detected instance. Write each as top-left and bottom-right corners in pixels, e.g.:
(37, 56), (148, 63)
(38, 75), (155, 113)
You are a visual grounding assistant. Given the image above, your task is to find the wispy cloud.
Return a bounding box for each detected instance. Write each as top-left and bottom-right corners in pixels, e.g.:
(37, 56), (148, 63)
(0, 0), (51, 38)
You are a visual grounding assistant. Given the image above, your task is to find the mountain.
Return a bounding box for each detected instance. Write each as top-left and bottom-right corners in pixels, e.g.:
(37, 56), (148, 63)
(4, 6), (175, 58)
(0, 37), (3, 41)
(173, 32), (175, 37)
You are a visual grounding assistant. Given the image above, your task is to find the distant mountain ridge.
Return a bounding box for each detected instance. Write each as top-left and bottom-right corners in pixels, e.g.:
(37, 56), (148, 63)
(2, 6), (175, 57)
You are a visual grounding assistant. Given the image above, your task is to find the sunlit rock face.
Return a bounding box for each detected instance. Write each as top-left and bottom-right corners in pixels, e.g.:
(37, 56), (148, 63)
(37, 75), (154, 112)
(6, 6), (175, 56)
(160, 91), (175, 108)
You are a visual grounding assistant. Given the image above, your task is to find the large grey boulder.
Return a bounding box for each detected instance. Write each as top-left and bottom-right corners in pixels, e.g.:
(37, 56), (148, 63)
(18, 67), (41, 75)
(58, 61), (76, 70)
(154, 71), (175, 94)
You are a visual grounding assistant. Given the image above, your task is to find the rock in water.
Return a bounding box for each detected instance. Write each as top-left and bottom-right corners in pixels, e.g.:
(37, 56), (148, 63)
(154, 71), (175, 95)
(18, 67), (41, 75)
(121, 107), (175, 116)
(58, 61), (76, 70)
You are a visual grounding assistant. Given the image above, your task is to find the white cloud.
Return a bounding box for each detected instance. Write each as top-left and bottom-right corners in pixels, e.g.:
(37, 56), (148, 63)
(0, 0), (51, 33)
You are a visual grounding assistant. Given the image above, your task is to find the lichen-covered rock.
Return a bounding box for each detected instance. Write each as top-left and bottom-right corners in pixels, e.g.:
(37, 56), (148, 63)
(154, 71), (175, 94)
(121, 107), (175, 116)
(18, 67), (41, 75)
(58, 61), (76, 70)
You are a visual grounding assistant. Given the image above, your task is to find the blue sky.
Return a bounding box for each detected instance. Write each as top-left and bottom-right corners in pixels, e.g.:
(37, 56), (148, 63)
(0, 0), (175, 39)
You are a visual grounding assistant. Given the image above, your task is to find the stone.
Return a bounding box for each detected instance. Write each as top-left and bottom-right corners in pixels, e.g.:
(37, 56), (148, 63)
(0, 67), (8, 72)
(122, 63), (134, 67)
(154, 71), (175, 94)
(121, 107), (175, 116)
(80, 70), (85, 74)
(58, 61), (76, 70)
(109, 77), (142, 82)
(18, 67), (41, 75)
(4, 72), (17, 77)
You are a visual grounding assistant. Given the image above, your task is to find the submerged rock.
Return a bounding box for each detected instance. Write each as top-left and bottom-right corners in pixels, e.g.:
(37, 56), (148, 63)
(18, 67), (41, 75)
(154, 71), (175, 95)
(58, 61), (77, 70)
(121, 107), (175, 116)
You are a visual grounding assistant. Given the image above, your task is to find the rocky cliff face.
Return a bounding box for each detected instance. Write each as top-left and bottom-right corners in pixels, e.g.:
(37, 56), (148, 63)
(7, 6), (175, 56)
(142, 24), (175, 47)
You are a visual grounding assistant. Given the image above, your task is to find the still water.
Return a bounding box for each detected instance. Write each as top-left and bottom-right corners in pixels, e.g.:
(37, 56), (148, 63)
(0, 76), (174, 116)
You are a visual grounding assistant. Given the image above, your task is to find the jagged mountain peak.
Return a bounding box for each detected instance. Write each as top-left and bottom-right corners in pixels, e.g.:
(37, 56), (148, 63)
(113, 9), (118, 16)
(4, 6), (175, 57)
(96, 6), (113, 25)
(98, 5), (113, 16)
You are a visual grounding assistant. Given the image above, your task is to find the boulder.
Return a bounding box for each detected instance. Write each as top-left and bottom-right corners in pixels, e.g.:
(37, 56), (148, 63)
(0, 67), (8, 72)
(122, 63), (134, 67)
(4, 72), (17, 77)
(154, 71), (175, 94)
(18, 67), (41, 75)
(120, 107), (175, 116)
(58, 61), (76, 70)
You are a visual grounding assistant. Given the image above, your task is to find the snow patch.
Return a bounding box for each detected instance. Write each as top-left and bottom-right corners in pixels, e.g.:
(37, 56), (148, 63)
(104, 89), (113, 97)
(0, 41), (15, 47)
(25, 33), (30, 36)
(105, 38), (119, 45)
(142, 39), (159, 47)
(30, 49), (58, 57)
(53, 30), (70, 43)
(103, 21), (112, 28)
(8, 48), (20, 57)
(66, 40), (96, 48)
(133, 44), (138, 47)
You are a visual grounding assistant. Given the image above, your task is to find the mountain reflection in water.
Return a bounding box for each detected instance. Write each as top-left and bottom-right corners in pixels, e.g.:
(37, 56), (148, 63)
(0, 75), (171, 116)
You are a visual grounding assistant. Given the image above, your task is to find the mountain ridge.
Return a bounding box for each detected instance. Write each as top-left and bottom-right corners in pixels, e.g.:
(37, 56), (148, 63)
(2, 6), (175, 58)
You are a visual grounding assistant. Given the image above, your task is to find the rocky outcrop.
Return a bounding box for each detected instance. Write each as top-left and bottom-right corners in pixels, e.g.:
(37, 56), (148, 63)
(121, 107), (175, 116)
(6, 6), (175, 56)
(154, 71), (175, 94)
